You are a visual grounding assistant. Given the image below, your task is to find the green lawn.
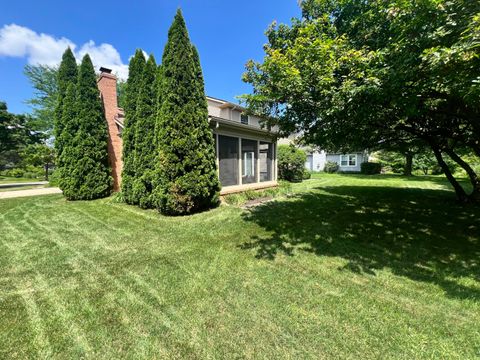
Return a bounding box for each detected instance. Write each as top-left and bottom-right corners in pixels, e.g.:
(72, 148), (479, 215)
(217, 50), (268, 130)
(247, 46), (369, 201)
(0, 177), (44, 185)
(1, 174), (479, 359)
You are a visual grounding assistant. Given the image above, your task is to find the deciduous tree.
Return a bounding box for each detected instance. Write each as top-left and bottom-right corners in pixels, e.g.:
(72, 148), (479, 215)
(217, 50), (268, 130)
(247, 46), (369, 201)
(243, 0), (480, 202)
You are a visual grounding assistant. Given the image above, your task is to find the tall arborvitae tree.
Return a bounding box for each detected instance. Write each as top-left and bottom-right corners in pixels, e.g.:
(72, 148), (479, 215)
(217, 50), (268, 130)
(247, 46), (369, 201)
(131, 54), (158, 208)
(121, 49), (146, 204)
(154, 10), (220, 215)
(58, 83), (77, 194)
(54, 48), (77, 163)
(62, 55), (112, 200)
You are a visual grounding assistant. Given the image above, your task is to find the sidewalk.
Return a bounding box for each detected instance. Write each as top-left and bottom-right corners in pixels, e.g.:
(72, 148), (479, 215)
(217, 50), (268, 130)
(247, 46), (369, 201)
(0, 181), (48, 189)
(0, 187), (62, 199)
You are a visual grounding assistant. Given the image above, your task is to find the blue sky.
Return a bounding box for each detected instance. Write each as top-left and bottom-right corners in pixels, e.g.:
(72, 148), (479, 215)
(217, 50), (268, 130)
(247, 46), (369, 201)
(0, 0), (300, 114)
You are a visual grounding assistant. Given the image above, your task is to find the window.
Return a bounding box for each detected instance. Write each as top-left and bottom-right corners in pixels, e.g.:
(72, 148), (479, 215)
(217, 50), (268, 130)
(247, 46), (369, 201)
(259, 142), (273, 182)
(242, 139), (257, 184)
(340, 154), (357, 167)
(218, 135), (239, 186)
(306, 154), (313, 171)
(240, 114), (249, 125)
(244, 152), (254, 175)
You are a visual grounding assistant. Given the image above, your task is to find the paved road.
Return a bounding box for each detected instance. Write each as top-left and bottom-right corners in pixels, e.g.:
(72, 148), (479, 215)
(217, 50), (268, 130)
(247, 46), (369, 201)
(0, 187), (62, 199)
(0, 181), (49, 189)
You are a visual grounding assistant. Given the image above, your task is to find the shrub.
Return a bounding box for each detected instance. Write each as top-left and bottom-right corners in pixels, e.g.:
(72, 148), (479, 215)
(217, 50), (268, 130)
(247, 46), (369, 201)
(278, 145), (307, 182)
(324, 161), (339, 173)
(48, 170), (60, 186)
(303, 169), (312, 180)
(132, 171), (156, 209)
(431, 156), (458, 175)
(7, 168), (24, 178)
(390, 162), (404, 174)
(360, 162), (382, 175)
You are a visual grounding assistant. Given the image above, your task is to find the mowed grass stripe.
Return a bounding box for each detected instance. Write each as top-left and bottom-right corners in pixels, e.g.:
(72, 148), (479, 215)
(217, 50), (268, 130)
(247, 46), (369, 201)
(0, 174), (479, 358)
(2, 200), (200, 356)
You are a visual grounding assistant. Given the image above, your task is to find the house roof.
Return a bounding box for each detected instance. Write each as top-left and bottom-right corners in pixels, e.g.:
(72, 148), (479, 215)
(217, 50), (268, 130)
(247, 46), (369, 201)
(206, 96), (246, 112)
(114, 108), (125, 128)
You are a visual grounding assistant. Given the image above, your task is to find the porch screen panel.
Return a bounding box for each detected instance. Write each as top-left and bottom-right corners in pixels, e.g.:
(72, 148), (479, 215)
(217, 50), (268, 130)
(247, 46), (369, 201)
(241, 139), (257, 184)
(218, 135), (239, 186)
(259, 141), (273, 182)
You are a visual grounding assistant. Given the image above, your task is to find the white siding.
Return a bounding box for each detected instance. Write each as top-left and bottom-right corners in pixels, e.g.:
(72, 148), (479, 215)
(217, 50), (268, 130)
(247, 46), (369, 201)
(312, 151), (327, 171)
(326, 153), (366, 172)
(207, 99), (222, 118)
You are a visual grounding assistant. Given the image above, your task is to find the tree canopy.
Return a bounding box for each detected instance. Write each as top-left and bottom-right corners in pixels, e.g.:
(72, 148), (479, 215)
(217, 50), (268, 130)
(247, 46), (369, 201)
(24, 64), (58, 135)
(0, 101), (42, 168)
(243, 0), (480, 202)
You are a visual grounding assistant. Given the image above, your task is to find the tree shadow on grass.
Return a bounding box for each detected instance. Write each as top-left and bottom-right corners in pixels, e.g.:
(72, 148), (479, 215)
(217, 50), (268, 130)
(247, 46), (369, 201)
(240, 185), (480, 301)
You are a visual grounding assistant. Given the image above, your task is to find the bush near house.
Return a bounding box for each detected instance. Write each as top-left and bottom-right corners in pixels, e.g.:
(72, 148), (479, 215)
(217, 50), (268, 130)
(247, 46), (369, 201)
(277, 145), (307, 182)
(360, 162), (382, 175)
(324, 161), (339, 173)
(303, 169), (311, 180)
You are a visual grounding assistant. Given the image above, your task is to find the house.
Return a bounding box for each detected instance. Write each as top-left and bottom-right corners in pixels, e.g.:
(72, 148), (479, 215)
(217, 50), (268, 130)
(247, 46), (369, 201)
(278, 137), (368, 172)
(97, 68), (278, 195)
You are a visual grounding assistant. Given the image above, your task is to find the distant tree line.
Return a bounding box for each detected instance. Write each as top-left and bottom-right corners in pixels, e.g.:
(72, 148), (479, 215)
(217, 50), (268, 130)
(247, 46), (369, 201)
(0, 101), (53, 180)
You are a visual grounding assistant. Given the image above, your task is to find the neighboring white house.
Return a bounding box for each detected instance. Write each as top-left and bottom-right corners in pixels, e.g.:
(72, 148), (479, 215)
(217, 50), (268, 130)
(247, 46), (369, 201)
(278, 136), (368, 172)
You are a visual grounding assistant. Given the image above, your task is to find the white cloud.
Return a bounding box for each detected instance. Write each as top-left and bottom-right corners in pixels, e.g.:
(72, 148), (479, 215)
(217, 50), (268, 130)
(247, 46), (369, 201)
(78, 40), (128, 79)
(0, 24), (129, 79)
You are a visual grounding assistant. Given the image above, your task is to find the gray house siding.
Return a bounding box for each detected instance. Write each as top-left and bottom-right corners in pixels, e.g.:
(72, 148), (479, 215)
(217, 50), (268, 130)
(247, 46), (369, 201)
(326, 153), (366, 172)
(305, 150), (327, 172)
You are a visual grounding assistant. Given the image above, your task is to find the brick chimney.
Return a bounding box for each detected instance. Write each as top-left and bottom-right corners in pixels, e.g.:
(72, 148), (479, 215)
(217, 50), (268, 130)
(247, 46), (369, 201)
(97, 67), (123, 192)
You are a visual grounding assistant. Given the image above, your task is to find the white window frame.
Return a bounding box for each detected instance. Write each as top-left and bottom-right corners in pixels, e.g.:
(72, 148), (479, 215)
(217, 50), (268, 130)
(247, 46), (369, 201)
(340, 154), (357, 167)
(243, 151), (255, 177)
(240, 113), (249, 125)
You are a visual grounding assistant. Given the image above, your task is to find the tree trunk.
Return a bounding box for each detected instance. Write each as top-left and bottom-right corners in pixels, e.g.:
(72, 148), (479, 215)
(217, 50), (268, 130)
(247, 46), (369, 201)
(444, 148), (480, 202)
(404, 152), (413, 176)
(45, 163), (49, 181)
(432, 147), (469, 202)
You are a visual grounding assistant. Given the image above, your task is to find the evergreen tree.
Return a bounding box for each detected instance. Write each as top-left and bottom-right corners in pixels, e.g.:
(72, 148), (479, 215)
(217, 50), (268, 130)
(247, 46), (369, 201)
(62, 54), (112, 200)
(132, 54), (158, 208)
(58, 83), (77, 194)
(121, 49), (146, 203)
(154, 10), (220, 215)
(54, 48), (77, 164)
